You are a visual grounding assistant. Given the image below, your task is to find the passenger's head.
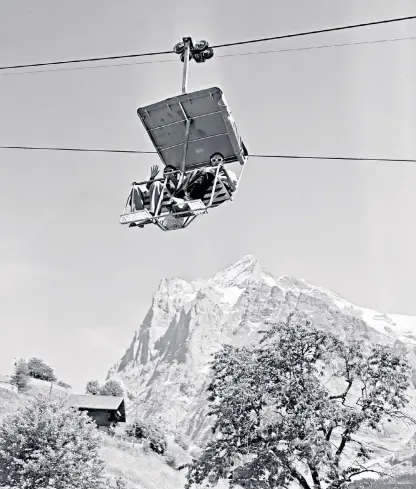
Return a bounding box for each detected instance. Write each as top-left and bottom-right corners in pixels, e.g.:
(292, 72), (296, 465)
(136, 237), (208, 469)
(210, 153), (224, 166)
(163, 165), (178, 185)
(163, 165), (177, 175)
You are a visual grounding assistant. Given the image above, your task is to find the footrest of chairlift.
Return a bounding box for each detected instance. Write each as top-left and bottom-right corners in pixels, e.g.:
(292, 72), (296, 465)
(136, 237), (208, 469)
(120, 209), (153, 225)
(186, 200), (206, 215)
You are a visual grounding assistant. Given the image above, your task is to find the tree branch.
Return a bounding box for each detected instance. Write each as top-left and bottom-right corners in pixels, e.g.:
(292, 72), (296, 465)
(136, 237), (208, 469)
(326, 426), (334, 441)
(379, 407), (416, 425)
(335, 429), (352, 462)
(342, 467), (386, 482)
(290, 466), (312, 489)
(307, 463), (322, 489)
(329, 379), (353, 404)
(330, 356), (353, 404)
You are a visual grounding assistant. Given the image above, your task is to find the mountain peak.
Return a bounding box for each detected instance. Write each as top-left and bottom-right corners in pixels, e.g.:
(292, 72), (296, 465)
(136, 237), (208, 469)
(228, 254), (260, 272)
(235, 253), (259, 266)
(208, 254), (276, 288)
(109, 253), (416, 458)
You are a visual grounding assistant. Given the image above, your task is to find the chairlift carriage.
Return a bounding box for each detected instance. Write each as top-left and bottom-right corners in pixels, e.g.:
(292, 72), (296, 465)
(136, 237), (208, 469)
(119, 37), (249, 231)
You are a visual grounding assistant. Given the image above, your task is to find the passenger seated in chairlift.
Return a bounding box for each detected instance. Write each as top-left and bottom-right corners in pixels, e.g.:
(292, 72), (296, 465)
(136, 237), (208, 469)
(127, 165), (177, 227)
(206, 152), (238, 195)
(175, 153), (237, 202)
(130, 164), (179, 215)
(167, 153), (237, 204)
(130, 154), (237, 218)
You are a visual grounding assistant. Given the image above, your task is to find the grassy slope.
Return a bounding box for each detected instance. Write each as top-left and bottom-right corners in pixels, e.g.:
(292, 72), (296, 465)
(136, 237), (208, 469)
(0, 388), (23, 419)
(100, 435), (186, 489)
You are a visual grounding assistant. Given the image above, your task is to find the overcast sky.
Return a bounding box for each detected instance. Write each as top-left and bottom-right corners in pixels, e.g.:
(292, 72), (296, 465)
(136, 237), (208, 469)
(1, 0), (416, 392)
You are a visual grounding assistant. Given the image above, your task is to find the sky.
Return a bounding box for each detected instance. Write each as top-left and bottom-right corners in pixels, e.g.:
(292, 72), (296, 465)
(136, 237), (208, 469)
(1, 0), (416, 392)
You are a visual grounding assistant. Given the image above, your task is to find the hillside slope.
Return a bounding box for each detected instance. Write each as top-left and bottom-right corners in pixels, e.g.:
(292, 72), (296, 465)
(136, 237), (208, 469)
(0, 378), (187, 489)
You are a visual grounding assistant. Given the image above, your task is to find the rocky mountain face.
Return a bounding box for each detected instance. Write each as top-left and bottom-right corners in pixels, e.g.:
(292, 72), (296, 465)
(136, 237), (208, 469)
(107, 255), (416, 469)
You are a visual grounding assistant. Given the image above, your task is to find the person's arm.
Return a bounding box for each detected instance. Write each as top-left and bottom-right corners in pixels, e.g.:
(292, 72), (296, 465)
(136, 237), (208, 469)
(146, 165), (160, 190)
(220, 167), (237, 192)
(174, 170), (198, 196)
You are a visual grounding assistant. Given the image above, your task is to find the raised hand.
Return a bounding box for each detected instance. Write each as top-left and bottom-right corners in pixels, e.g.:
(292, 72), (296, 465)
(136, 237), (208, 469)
(150, 165), (159, 179)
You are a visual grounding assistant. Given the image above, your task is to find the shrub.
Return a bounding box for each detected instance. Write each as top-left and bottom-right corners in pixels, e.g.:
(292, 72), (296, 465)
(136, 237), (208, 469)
(9, 359), (29, 390)
(125, 418), (147, 440)
(125, 418), (167, 455)
(115, 475), (127, 489)
(0, 394), (106, 488)
(26, 357), (57, 382)
(86, 380), (100, 395)
(164, 450), (177, 468)
(99, 379), (123, 397)
(142, 438), (151, 454)
(148, 426), (167, 455)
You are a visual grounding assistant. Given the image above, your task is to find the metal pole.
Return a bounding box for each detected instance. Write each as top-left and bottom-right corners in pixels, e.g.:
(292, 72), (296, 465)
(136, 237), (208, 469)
(182, 41), (190, 94)
(179, 39), (191, 187)
(178, 119), (191, 188)
(209, 164), (221, 207)
(154, 177), (167, 217)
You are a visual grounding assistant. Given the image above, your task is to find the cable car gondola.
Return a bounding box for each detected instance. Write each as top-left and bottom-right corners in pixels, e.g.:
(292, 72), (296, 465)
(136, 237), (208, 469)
(120, 37), (249, 231)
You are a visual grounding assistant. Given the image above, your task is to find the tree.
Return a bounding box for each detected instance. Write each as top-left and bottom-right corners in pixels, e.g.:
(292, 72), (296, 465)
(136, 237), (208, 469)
(10, 358), (29, 390)
(186, 314), (413, 489)
(115, 475), (127, 489)
(99, 379), (123, 397)
(86, 380), (101, 395)
(0, 394), (107, 488)
(125, 418), (167, 455)
(26, 357), (57, 382)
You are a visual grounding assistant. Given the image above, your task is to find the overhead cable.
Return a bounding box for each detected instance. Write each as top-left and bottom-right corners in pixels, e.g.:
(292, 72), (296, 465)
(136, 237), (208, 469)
(0, 145), (155, 154)
(250, 154), (416, 164)
(1, 14), (416, 72)
(2, 35), (416, 77)
(2, 145), (416, 164)
(211, 14), (416, 48)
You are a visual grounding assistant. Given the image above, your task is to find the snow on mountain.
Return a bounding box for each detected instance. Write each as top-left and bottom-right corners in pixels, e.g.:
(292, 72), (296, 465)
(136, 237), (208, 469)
(107, 254), (416, 467)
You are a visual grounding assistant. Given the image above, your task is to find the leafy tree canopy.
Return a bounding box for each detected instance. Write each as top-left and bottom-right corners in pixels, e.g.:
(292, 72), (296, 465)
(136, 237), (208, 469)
(0, 394), (107, 488)
(186, 315), (413, 489)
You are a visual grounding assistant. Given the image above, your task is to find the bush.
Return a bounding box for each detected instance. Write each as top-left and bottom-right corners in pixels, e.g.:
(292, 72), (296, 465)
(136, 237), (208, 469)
(99, 379), (123, 397)
(125, 418), (167, 455)
(26, 357), (57, 382)
(10, 359), (29, 390)
(115, 475), (127, 489)
(164, 450), (177, 468)
(0, 394), (107, 488)
(56, 380), (71, 389)
(125, 418), (147, 440)
(142, 438), (151, 454)
(148, 426), (167, 455)
(86, 380), (100, 395)
(108, 424), (116, 437)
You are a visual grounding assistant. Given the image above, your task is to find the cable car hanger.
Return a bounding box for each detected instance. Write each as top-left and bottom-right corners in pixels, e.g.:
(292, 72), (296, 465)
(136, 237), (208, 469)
(119, 36), (249, 232)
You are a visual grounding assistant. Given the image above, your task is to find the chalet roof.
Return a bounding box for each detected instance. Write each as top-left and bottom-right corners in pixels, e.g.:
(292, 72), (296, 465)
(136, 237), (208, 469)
(68, 394), (124, 411)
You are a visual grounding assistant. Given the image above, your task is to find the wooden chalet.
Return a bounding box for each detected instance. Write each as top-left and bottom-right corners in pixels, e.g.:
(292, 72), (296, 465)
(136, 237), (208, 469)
(68, 394), (126, 431)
